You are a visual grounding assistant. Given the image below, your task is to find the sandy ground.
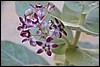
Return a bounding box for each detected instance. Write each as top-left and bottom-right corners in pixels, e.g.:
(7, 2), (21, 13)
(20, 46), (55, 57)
(1, 1), (99, 66)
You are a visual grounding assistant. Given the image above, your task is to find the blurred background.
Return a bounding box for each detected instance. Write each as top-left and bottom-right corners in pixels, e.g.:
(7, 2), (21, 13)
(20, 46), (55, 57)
(1, 1), (99, 65)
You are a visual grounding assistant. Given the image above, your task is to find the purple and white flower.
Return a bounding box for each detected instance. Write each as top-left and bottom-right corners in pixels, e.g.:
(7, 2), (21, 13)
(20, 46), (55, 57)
(17, 3), (67, 56)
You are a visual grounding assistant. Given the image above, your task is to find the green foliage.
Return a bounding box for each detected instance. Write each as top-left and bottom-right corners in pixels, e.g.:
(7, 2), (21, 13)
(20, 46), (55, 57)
(52, 1), (99, 36)
(1, 41), (49, 66)
(65, 47), (96, 66)
(15, 1), (99, 66)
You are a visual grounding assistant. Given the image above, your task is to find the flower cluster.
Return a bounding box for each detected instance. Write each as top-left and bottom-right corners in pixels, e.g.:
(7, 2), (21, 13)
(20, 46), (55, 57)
(17, 3), (67, 56)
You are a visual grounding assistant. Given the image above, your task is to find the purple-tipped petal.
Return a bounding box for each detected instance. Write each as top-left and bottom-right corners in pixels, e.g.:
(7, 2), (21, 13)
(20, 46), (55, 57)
(29, 4), (35, 8)
(17, 26), (22, 30)
(63, 30), (67, 36)
(27, 25), (33, 28)
(27, 19), (32, 23)
(52, 44), (58, 48)
(49, 26), (52, 30)
(59, 28), (63, 32)
(30, 40), (36, 46)
(35, 3), (43, 8)
(50, 20), (54, 24)
(22, 38), (29, 43)
(60, 22), (65, 28)
(50, 5), (55, 10)
(53, 24), (57, 29)
(34, 13), (38, 19)
(36, 41), (43, 46)
(46, 50), (52, 56)
(54, 18), (59, 24)
(19, 17), (24, 23)
(20, 30), (31, 38)
(45, 2), (50, 9)
(59, 32), (62, 38)
(37, 49), (43, 54)
(46, 37), (53, 42)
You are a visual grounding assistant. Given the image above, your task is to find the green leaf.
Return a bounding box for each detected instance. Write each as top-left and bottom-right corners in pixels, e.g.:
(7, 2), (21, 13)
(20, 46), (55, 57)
(65, 47), (96, 66)
(64, 1), (82, 12)
(78, 41), (99, 49)
(77, 41), (99, 65)
(52, 43), (67, 54)
(61, 4), (80, 24)
(1, 41), (49, 66)
(51, 3), (99, 36)
(64, 26), (73, 42)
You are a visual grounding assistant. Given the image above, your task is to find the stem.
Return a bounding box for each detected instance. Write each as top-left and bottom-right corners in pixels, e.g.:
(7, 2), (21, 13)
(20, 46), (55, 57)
(78, 12), (86, 25)
(64, 57), (69, 66)
(72, 31), (81, 46)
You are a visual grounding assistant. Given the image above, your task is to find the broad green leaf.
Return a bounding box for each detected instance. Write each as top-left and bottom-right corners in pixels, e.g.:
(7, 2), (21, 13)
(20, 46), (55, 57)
(77, 41), (99, 65)
(77, 41), (98, 49)
(64, 1), (99, 14)
(1, 41), (49, 66)
(64, 26), (73, 42)
(61, 4), (80, 24)
(64, 1), (82, 12)
(65, 47), (96, 66)
(52, 43), (67, 54)
(52, 3), (99, 36)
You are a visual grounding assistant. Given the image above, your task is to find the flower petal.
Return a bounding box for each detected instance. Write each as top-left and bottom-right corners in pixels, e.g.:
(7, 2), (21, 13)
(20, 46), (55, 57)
(29, 4), (35, 8)
(53, 24), (57, 29)
(37, 10), (45, 18)
(63, 30), (67, 36)
(30, 40), (36, 46)
(22, 38), (29, 43)
(19, 17), (24, 23)
(60, 22), (65, 28)
(46, 37), (53, 42)
(51, 44), (58, 48)
(54, 18), (59, 24)
(37, 49), (43, 54)
(40, 21), (47, 28)
(27, 19), (32, 23)
(35, 3), (43, 8)
(46, 50), (52, 56)
(34, 13), (38, 19)
(17, 26), (22, 30)
(50, 5), (55, 10)
(27, 25), (33, 28)
(59, 32), (62, 38)
(20, 30), (31, 38)
(36, 41), (43, 46)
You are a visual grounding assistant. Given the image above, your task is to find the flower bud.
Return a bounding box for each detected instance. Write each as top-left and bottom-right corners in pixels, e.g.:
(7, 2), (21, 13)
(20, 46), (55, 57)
(24, 8), (33, 16)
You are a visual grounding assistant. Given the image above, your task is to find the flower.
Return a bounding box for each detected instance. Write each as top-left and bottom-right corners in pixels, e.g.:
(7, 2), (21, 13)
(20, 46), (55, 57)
(17, 17), (34, 31)
(30, 3), (43, 10)
(17, 3), (67, 56)
(48, 18), (67, 38)
(45, 3), (55, 12)
(24, 8), (33, 16)
(36, 36), (58, 56)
